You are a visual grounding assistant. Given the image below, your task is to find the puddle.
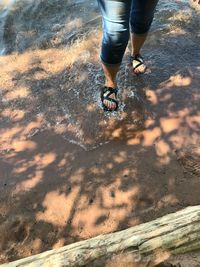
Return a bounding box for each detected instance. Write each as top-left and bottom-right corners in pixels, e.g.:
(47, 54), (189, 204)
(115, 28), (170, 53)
(0, 0), (199, 151)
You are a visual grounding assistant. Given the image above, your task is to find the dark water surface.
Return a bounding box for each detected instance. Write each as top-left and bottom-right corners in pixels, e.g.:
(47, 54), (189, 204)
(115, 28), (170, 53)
(0, 0), (99, 54)
(0, 0), (199, 150)
(1, 0), (198, 55)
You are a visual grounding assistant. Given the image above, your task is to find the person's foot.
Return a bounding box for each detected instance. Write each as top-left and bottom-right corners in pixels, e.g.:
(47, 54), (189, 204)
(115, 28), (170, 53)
(131, 54), (146, 74)
(101, 86), (119, 111)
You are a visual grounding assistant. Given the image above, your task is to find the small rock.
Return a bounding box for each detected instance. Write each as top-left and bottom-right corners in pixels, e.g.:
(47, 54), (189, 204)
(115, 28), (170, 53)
(89, 198), (94, 205)
(52, 24), (63, 32)
(109, 191), (115, 198)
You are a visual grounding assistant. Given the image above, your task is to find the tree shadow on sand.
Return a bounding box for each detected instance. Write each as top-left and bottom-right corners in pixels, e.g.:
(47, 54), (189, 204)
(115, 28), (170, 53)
(0, 0), (200, 264)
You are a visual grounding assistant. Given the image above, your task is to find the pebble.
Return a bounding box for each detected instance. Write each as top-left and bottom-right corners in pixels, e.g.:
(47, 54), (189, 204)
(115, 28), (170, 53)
(109, 191), (115, 198)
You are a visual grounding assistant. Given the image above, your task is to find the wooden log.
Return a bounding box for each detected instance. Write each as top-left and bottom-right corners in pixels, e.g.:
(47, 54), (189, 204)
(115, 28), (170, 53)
(1, 206), (200, 267)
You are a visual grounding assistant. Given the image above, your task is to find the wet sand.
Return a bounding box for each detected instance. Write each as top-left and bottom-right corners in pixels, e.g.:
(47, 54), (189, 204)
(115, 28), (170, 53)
(0, 0), (200, 265)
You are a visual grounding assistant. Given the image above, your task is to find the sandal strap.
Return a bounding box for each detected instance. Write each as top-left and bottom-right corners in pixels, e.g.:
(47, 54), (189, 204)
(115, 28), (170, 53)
(131, 54), (144, 62)
(104, 96), (119, 106)
(101, 86), (119, 111)
(102, 86), (118, 96)
(132, 54), (144, 70)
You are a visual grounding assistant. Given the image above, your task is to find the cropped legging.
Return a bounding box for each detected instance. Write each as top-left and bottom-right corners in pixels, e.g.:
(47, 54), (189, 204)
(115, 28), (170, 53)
(97, 0), (159, 65)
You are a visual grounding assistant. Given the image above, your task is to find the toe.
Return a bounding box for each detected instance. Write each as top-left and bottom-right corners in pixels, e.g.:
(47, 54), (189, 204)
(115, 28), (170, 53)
(103, 100), (108, 108)
(134, 64), (146, 74)
(103, 100), (116, 110)
(111, 103), (116, 110)
(138, 64), (146, 73)
(102, 91), (118, 111)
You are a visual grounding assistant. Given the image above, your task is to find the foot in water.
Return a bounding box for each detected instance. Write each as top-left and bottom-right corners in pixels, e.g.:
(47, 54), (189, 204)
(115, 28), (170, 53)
(101, 86), (119, 112)
(132, 54), (147, 74)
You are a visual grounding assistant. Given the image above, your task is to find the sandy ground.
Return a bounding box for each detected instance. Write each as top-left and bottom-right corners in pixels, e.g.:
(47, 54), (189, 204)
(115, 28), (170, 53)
(0, 0), (200, 265)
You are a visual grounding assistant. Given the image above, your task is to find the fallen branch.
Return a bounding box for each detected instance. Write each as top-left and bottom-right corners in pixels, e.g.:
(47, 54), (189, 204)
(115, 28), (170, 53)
(1, 205), (200, 267)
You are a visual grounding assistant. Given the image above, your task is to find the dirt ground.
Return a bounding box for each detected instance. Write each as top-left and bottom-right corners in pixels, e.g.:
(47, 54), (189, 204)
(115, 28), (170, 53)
(0, 0), (200, 265)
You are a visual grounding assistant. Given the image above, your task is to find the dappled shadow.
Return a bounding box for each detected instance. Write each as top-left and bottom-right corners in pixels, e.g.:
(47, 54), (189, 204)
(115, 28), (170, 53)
(0, 0), (200, 264)
(0, 0), (99, 54)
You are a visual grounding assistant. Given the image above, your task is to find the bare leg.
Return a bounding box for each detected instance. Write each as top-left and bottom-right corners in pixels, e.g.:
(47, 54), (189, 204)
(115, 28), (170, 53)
(131, 32), (148, 56)
(101, 63), (120, 110)
(131, 32), (148, 74)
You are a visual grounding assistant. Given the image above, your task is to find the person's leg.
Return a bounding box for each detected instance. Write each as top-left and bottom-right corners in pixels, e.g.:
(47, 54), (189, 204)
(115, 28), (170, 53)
(131, 33), (148, 74)
(131, 33), (148, 57)
(101, 64), (119, 89)
(97, 0), (132, 110)
(130, 0), (159, 74)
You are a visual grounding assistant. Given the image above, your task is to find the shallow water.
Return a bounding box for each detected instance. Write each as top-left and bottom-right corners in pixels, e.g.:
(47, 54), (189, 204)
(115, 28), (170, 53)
(0, 0), (99, 55)
(0, 0), (199, 151)
(0, 0), (195, 55)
